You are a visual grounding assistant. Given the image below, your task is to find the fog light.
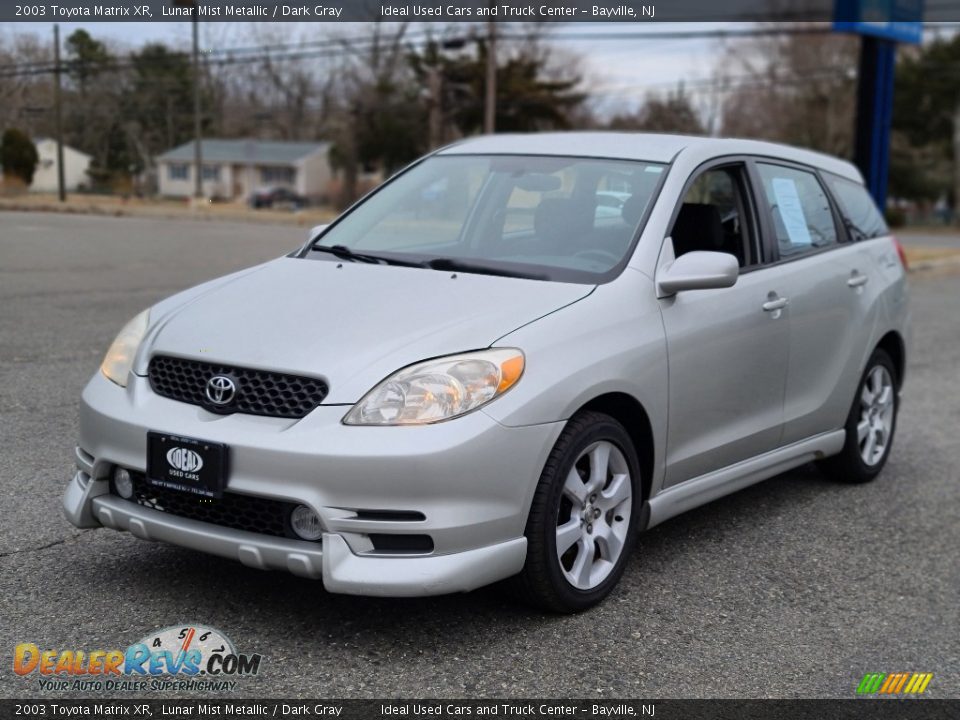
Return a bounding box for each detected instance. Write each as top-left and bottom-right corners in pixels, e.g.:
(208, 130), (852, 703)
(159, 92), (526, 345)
(290, 505), (323, 541)
(113, 468), (133, 499)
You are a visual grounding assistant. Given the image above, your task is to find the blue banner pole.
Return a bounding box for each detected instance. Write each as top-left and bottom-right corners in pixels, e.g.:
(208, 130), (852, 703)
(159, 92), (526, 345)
(853, 36), (898, 210)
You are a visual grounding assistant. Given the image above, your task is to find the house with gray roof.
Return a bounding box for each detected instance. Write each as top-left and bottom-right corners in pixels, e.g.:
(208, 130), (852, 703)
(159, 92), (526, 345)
(156, 139), (332, 202)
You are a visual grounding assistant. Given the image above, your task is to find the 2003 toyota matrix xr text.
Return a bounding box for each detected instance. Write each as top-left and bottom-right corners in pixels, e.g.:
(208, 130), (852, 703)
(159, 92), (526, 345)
(64, 133), (910, 612)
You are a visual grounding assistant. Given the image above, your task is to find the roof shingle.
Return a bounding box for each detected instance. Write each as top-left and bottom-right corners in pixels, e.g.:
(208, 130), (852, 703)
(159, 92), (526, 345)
(157, 139), (328, 165)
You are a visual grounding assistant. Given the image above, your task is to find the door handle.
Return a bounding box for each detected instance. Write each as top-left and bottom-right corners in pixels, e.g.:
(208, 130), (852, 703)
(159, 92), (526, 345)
(762, 297), (789, 312)
(847, 272), (869, 288)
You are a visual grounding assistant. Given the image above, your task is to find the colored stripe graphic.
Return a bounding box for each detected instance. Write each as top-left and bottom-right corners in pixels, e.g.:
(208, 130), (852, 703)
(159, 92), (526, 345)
(879, 674), (898, 693)
(857, 673), (885, 694)
(857, 672), (933, 694)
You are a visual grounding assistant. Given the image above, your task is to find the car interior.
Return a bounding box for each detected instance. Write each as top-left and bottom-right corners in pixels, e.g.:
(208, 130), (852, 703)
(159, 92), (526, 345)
(669, 167), (752, 268)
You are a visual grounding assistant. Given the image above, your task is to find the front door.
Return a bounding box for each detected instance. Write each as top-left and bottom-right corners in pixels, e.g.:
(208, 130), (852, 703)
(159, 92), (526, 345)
(659, 162), (790, 487)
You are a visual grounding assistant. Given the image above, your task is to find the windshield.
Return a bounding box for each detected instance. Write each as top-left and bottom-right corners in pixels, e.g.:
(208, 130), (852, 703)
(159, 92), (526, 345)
(308, 154), (667, 282)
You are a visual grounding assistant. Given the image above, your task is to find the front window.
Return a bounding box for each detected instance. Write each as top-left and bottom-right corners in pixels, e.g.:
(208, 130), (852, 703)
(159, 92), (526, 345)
(308, 154), (667, 282)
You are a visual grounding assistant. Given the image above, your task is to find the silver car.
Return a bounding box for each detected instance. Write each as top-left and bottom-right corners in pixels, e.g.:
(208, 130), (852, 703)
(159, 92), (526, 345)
(64, 133), (910, 612)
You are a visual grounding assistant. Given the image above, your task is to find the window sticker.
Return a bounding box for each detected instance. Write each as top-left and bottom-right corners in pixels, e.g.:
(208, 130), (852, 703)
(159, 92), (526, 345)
(644, 166), (664, 174)
(771, 177), (812, 247)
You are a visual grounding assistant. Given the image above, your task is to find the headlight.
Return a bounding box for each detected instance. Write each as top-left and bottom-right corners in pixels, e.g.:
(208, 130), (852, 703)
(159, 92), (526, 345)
(100, 309), (150, 387)
(343, 348), (525, 426)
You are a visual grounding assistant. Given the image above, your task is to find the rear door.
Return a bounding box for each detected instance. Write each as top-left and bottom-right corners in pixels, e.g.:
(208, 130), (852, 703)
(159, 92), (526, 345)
(750, 161), (879, 444)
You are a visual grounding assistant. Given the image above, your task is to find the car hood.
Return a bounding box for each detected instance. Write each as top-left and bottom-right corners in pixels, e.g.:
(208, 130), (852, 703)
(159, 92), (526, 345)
(139, 257), (594, 403)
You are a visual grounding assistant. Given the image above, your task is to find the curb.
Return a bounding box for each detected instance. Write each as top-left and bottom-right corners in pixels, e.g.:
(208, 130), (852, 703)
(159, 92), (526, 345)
(907, 254), (960, 273)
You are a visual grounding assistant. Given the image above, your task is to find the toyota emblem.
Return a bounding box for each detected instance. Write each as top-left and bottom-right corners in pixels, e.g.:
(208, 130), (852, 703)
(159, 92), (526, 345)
(205, 375), (237, 405)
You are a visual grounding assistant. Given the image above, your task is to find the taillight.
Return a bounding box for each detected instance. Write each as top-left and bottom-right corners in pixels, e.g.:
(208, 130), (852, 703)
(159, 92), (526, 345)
(892, 236), (909, 270)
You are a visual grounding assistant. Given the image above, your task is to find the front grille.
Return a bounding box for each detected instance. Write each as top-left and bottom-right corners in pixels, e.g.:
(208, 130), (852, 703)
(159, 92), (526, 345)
(148, 355), (328, 419)
(121, 474), (309, 541)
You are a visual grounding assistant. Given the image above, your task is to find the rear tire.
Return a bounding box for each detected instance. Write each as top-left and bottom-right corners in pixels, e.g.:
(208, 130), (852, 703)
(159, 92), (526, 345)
(512, 411), (642, 613)
(818, 348), (899, 484)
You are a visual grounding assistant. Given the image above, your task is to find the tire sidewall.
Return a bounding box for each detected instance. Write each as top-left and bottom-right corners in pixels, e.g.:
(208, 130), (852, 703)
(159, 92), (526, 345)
(538, 416), (642, 609)
(845, 350), (899, 478)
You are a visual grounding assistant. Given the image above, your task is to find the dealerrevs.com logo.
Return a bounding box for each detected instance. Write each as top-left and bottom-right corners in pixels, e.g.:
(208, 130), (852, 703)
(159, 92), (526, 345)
(14, 624), (263, 692)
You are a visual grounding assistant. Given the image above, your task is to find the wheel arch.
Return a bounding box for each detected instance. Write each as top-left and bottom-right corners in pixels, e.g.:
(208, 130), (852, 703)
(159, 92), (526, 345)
(875, 330), (906, 388)
(574, 392), (654, 506)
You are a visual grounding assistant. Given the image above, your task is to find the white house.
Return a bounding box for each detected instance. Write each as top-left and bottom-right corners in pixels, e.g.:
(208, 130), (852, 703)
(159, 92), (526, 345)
(31, 138), (92, 193)
(156, 139), (332, 202)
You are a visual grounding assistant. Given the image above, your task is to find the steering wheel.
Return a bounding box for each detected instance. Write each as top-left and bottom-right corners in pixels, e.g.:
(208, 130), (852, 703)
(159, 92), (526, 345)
(573, 249), (621, 265)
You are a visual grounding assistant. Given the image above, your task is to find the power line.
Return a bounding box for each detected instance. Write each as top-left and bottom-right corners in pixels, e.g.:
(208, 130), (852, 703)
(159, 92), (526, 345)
(1, 22), (935, 79)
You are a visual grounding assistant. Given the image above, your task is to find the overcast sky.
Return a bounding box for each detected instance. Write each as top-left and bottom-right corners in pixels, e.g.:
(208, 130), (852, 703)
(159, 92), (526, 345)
(7, 21), (732, 116)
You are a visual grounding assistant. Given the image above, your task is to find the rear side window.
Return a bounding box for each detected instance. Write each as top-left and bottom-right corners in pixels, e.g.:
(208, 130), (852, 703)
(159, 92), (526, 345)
(756, 163), (838, 259)
(825, 174), (889, 240)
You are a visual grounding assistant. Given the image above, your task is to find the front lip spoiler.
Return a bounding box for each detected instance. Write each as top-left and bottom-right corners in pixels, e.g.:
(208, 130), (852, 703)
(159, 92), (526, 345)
(64, 473), (527, 596)
(93, 492), (325, 579)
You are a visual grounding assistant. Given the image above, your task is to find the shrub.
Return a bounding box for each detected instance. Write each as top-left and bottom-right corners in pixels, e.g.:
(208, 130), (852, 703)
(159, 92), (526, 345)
(0, 129), (39, 185)
(884, 207), (907, 228)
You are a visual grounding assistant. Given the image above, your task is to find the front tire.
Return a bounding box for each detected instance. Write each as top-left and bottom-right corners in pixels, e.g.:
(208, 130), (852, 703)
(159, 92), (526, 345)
(513, 411), (641, 613)
(818, 348), (899, 484)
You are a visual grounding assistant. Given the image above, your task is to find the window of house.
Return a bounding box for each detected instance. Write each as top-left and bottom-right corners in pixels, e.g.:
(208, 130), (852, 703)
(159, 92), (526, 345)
(168, 163), (189, 181)
(260, 166), (295, 184)
(202, 165), (220, 181)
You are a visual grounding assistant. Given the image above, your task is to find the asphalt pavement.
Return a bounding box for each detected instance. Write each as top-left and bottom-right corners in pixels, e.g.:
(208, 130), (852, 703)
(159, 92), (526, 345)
(1, 212), (958, 699)
(898, 230), (960, 249)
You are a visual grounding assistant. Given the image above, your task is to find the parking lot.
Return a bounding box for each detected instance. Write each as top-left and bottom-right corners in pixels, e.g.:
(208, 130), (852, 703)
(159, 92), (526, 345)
(1, 211), (957, 699)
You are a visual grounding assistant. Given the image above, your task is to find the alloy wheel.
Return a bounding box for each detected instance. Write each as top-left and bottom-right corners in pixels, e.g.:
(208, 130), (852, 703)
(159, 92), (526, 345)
(555, 441), (633, 590)
(858, 365), (895, 466)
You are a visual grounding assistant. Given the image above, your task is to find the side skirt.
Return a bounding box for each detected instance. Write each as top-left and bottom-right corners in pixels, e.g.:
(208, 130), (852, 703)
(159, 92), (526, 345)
(644, 430), (846, 530)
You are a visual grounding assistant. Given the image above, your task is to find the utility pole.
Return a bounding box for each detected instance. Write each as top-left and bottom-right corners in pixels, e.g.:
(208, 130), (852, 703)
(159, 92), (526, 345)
(191, 12), (203, 201)
(427, 65), (443, 149)
(954, 98), (960, 226)
(484, 19), (496, 134)
(52, 25), (66, 202)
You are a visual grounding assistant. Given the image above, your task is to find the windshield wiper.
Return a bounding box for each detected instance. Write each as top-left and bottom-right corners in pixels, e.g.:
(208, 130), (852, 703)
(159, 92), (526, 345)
(311, 246), (545, 278)
(425, 257), (548, 280)
(310, 245), (426, 267)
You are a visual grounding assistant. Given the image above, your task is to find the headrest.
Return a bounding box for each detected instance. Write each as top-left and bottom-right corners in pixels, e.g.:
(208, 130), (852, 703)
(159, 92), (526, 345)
(534, 197), (595, 244)
(672, 203), (725, 253)
(621, 193), (650, 227)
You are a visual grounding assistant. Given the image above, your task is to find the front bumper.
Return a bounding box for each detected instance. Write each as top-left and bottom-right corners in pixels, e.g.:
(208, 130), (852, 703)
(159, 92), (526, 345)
(64, 372), (562, 596)
(64, 470), (526, 596)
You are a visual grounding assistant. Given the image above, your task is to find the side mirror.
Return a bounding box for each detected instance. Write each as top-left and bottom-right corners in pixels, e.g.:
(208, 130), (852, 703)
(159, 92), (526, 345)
(657, 250), (739, 296)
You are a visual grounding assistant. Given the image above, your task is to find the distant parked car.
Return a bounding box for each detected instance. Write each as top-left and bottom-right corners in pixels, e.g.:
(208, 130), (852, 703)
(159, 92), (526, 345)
(250, 186), (305, 209)
(594, 190), (632, 224)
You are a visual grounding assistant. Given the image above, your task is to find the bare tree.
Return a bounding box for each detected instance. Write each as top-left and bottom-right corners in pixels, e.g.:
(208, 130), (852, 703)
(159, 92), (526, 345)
(717, 27), (858, 157)
(0, 32), (55, 138)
